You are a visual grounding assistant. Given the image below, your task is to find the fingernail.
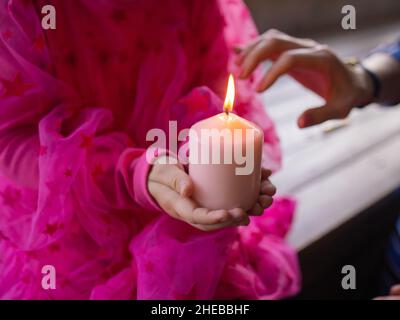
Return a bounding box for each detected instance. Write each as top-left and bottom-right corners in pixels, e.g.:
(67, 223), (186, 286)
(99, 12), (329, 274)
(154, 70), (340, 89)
(179, 181), (189, 195)
(239, 67), (248, 78)
(232, 46), (243, 54)
(264, 184), (276, 195)
(229, 209), (244, 221)
(298, 117), (306, 128)
(252, 204), (263, 216)
(261, 181), (274, 192)
(260, 196), (273, 208)
(256, 82), (268, 93)
(235, 56), (243, 66)
(218, 212), (230, 223)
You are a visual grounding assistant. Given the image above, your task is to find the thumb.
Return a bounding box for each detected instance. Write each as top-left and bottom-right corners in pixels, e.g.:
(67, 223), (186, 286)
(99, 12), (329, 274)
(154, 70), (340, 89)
(151, 162), (194, 197)
(298, 104), (334, 128)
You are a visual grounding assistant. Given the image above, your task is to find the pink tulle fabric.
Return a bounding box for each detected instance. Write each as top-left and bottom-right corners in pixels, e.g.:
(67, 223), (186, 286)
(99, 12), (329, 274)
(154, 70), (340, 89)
(0, 0), (301, 299)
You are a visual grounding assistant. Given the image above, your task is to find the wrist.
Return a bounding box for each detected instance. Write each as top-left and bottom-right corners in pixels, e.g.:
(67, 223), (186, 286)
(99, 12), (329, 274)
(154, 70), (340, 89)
(345, 58), (375, 109)
(354, 64), (375, 106)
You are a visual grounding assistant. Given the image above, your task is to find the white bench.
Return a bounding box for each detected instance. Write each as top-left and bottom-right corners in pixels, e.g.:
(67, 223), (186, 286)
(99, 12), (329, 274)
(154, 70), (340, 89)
(262, 21), (400, 252)
(260, 23), (400, 297)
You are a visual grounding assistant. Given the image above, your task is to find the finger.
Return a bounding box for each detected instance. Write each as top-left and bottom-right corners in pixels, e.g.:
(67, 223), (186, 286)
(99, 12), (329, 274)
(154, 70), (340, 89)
(228, 208), (248, 222)
(259, 195), (273, 209)
(390, 284), (400, 295)
(149, 163), (193, 197)
(239, 34), (309, 79)
(239, 41), (276, 78)
(192, 210), (250, 231)
(149, 182), (230, 225)
(261, 168), (272, 179)
(237, 29), (283, 69)
(233, 46), (243, 54)
(239, 214), (251, 226)
(176, 196), (247, 225)
(256, 47), (327, 92)
(235, 38), (263, 66)
(249, 202), (264, 216)
(261, 180), (277, 196)
(192, 215), (250, 231)
(298, 104), (336, 128)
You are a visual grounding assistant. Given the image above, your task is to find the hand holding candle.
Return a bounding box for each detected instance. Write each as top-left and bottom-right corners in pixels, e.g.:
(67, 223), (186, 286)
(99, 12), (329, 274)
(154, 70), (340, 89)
(147, 75), (276, 231)
(189, 75), (269, 211)
(148, 156), (276, 231)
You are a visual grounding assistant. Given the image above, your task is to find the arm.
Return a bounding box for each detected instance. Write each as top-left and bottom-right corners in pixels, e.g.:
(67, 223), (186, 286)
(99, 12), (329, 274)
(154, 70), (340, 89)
(236, 29), (400, 127)
(362, 49), (400, 105)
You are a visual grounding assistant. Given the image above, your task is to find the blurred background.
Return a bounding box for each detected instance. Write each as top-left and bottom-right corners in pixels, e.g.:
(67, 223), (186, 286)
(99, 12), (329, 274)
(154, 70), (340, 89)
(245, 0), (400, 37)
(242, 0), (400, 299)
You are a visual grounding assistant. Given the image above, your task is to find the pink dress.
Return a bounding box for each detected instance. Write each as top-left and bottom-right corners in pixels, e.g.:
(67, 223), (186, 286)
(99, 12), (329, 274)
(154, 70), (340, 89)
(0, 0), (301, 299)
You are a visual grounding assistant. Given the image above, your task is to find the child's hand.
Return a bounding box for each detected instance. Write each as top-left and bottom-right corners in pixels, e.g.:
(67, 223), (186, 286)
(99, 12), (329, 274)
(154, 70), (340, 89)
(148, 156), (251, 231)
(248, 168), (277, 216)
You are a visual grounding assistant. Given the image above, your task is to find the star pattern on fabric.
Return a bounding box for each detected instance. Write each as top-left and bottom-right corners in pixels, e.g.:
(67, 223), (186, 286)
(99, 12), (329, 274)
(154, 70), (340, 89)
(51, 119), (63, 133)
(67, 105), (80, 116)
(43, 222), (63, 236)
(32, 35), (46, 51)
(0, 73), (34, 98)
(39, 145), (48, 156)
(136, 38), (148, 51)
(144, 261), (154, 273)
(79, 134), (93, 149)
(248, 74), (255, 84)
(21, 273), (31, 284)
(101, 215), (112, 224)
(199, 44), (208, 55)
(64, 168), (73, 178)
(64, 52), (78, 68)
(2, 30), (12, 41)
(185, 100), (209, 115)
(111, 9), (127, 23)
(173, 284), (197, 300)
(0, 186), (21, 208)
(250, 230), (263, 244)
(97, 50), (111, 65)
(48, 243), (61, 252)
(60, 276), (72, 288)
(213, 235), (225, 244)
(100, 263), (125, 280)
(19, 0), (32, 6)
(0, 230), (10, 241)
(46, 179), (68, 199)
(118, 51), (129, 64)
(153, 42), (164, 54)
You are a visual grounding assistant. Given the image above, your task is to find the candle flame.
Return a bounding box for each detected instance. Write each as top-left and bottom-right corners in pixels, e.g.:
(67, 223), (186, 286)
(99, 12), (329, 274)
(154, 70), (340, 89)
(223, 74), (235, 114)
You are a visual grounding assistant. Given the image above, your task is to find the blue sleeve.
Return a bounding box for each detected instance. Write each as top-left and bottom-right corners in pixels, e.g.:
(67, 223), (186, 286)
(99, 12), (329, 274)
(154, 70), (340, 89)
(371, 39), (400, 106)
(380, 40), (400, 61)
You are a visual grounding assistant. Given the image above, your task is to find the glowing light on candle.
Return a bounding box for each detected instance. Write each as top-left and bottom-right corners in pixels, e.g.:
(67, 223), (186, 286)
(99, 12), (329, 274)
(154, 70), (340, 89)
(223, 74), (235, 115)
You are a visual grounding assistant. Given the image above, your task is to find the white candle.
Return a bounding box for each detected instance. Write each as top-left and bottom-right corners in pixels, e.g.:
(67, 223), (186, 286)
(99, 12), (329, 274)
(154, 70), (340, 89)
(189, 75), (263, 210)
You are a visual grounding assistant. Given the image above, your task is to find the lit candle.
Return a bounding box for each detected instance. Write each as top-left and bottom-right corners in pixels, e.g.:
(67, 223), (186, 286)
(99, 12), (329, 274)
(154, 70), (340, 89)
(188, 75), (263, 211)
